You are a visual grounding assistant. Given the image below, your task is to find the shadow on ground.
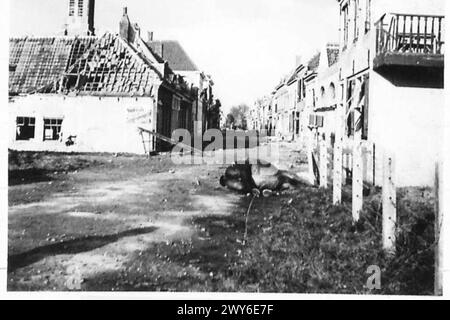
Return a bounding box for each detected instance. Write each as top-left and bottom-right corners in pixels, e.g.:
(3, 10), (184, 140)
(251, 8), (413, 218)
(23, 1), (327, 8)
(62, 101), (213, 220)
(81, 192), (286, 292)
(9, 169), (54, 186)
(8, 227), (158, 272)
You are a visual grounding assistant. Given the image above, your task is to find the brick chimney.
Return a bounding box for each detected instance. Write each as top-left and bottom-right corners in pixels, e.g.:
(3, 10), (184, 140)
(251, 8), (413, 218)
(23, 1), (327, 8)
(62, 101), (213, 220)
(147, 31), (154, 42)
(119, 7), (131, 41)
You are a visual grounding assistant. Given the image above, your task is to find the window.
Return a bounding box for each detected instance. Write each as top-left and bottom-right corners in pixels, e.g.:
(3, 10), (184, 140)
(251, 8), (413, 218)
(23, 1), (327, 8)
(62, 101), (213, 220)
(320, 86), (326, 105)
(303, 80), (306, 99)
(361, 75), (370, 140)
(43, 118), (63, 141)
(309, 114), (315, 127)
(342, 4), (349, 48)
(69, 0), (75, 16)
(295, 112), (300, 135)
(329, 83), (336, 101)
(16, 117), (35, 141)
(365, 0), (371, 33)
(309, 115), (324, 128)
(78, 0), (84, 17)
(312, 89), (316, 107)
(297, 79), (303, 102)
(346, 79), (355, 136)
(316, 115), (324, 128)
(353, 0), (360, 41)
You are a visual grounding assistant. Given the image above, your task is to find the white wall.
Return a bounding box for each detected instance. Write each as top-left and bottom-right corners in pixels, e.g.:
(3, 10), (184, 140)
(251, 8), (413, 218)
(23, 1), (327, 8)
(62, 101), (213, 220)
(9, 95), (155, 154)
(369, 71), (444, 187)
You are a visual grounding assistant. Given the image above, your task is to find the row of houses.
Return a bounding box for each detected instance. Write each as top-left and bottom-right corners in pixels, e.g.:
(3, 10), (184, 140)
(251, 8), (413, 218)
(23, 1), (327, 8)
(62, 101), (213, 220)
(249, 0), (445, 187)
(9, 0), (218, 154)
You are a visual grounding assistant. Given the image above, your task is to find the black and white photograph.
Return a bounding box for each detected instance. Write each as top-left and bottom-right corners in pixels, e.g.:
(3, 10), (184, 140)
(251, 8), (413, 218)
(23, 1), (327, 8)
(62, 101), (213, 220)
(1, 0), (449, 299)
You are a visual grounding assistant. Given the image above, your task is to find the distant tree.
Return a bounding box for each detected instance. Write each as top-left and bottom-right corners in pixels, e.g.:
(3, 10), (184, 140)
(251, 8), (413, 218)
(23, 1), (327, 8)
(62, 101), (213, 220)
(226, 104), (249, 130)
(226, 114), (235, 129)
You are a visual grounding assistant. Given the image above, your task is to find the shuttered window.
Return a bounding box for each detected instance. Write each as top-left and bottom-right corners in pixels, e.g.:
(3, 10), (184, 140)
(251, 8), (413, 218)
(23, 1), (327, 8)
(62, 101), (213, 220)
(362, 74), (370, 140)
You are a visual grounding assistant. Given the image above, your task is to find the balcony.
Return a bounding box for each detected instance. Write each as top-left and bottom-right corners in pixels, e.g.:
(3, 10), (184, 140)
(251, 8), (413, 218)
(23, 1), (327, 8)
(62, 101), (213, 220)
(374, 13), (444, 87)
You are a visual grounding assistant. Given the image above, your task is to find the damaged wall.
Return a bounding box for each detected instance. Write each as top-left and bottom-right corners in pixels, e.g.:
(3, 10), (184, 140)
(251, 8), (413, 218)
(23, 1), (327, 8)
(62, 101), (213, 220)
(9, 95), (155, 154)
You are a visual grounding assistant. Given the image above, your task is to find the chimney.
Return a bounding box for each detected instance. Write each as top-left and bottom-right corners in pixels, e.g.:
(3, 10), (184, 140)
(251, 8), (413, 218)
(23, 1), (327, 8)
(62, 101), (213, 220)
(147, 31), (154, 42)
(119, 7), (131, 41)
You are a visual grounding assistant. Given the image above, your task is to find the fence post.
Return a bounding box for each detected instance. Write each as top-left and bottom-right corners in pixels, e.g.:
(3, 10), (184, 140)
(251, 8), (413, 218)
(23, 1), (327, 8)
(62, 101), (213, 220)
(320, 136), (328, 188)
(382, 153), (396, 254)
(307, 131), (314, 185)
(333, 104), (344, 204)
(352, 137), (363, 222)
(434, 162), (443, 296)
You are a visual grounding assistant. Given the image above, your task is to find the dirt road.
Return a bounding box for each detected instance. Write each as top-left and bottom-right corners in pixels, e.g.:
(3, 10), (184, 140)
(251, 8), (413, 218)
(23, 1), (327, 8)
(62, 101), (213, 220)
(8, 152), (242, 291)
(8, 146), (435, 294)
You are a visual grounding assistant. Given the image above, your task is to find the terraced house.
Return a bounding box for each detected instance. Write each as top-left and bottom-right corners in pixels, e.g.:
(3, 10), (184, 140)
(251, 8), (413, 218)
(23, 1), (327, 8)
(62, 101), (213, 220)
(256, 0), (444, 188)
(9, 0), (213, 154)
(335, 0), (445, 187)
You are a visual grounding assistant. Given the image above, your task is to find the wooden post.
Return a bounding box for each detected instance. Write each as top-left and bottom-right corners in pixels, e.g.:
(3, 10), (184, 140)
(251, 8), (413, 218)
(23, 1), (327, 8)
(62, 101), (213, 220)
(382, 153), (396, 254)
(352, 137), (363, 222)
(333, 104), (344, 204)
(307, 130), (315, 185)
(434, 162), (443, 296)
(352, 79), (363, 223)
(320, 136), (328, 189)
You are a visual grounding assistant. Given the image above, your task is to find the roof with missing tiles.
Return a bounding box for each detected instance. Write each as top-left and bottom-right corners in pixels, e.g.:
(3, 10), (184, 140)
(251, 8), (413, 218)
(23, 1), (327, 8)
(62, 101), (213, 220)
(326, 46), (340, 67)
(307, 52), (321, 72)
(9, 36), (97, 94)
(9, 33), (194, 98)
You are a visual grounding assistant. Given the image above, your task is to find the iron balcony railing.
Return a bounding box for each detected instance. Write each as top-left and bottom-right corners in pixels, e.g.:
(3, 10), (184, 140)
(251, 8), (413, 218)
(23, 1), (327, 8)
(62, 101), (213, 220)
(375, 13), (445, 55)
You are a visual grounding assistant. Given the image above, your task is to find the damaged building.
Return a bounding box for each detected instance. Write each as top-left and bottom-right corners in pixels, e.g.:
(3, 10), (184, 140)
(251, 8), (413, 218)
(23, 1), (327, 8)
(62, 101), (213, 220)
(9, 0), (213, 154)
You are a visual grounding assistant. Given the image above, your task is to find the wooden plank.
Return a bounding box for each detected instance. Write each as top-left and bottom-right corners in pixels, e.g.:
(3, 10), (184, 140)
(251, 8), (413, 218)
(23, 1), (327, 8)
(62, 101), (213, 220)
(352, 79), (363, 223)
(382, 153), (396, 254)
(138, 126), (202, 155)
(434, 162), (443, 296)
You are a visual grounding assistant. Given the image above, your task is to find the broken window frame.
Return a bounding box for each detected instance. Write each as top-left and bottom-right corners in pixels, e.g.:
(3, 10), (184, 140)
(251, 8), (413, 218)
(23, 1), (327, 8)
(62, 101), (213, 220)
(16, 117), (36, 141)
(43, 118), (63, 141)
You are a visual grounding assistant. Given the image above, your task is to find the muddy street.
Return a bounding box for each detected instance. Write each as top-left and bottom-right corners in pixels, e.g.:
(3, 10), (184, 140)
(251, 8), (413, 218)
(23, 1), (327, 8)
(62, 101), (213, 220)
(8, 151), (242, 291)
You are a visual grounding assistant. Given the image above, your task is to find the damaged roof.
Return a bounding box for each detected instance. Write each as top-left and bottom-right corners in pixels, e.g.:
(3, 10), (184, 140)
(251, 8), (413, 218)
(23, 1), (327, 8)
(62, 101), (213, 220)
(307, 53), (321, 72)
(9, 33), (194, 98)
(146, 40), (198, 72)
(9, 36), (97, 94)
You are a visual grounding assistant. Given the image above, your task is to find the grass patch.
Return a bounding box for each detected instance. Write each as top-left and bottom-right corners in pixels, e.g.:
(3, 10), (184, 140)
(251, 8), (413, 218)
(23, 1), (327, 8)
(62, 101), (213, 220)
(84, 184), (435, 295)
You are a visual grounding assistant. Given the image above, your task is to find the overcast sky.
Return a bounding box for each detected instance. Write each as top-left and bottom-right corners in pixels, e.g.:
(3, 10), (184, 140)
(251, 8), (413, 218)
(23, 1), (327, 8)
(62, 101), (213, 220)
(10, 0), (339, 111)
